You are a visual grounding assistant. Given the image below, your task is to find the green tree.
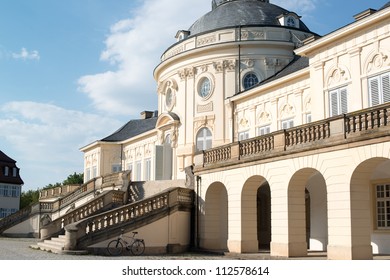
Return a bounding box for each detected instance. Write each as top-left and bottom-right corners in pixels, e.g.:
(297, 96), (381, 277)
(20, 189), (40, 209)
(19, 172), (84, 209)
(62, 172), (84, 185)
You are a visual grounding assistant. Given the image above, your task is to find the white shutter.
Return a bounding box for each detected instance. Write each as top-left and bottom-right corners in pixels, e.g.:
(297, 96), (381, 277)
(330, 90), (339, 117)
(340, 88), (348, 114)
(369, 76), (380, 106)
(382, 73), (390, 103)
(155, 145), (172, 180)
(155, 145), (164, 180)
(163, 144), (173, 180)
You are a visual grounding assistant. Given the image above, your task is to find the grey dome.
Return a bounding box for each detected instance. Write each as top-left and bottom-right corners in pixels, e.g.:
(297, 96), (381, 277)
(189, 0), (312, 36)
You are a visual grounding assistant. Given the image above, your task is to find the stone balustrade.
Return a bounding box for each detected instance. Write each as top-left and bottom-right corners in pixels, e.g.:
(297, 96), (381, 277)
(63, 187), (194, 251)
(195, 103), (390, 171)
(40, 190), (124, 240)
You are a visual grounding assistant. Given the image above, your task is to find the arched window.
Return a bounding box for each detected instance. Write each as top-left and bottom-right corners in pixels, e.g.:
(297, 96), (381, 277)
(196, 127), (212, 151)
(243, 72), (259, 89)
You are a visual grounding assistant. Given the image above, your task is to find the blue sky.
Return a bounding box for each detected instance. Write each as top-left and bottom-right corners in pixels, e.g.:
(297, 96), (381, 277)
(0, 0), (388, 191)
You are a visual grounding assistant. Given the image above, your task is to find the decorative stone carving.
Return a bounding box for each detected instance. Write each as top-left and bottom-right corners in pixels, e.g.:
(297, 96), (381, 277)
(213, 60), (236, 73)
(280, 103), (295, 119)
(197, 35), (217, 46)
(258, 111), (271, 125)
(197, 101), (214, 113)
(239, 117), (249, 129)
(367, 50), (390, 73)
(327, 66), (350, 87)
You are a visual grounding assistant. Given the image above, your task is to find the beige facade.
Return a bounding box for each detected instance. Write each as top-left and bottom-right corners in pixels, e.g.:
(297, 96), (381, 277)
(81, 0), (390, 259)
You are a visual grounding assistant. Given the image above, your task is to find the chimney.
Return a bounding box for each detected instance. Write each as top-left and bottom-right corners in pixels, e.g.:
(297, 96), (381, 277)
(354, 9), (377, 21)
(140, 111), (154, 119)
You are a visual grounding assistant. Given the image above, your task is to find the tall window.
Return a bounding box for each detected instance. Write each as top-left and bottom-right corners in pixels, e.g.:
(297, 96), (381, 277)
(243, 73), (259, 89)
(135, 161), (142, 181)
(238, 130), (249, 141)
(281, 118), (294, 129)
(144, 158), (152, 181)
(329, 87), (348, 117)
(369, 72), (390, 106)
(257, 125), (271, 136)
(196, 127), (212, 151)
(376, 184), (390, 229)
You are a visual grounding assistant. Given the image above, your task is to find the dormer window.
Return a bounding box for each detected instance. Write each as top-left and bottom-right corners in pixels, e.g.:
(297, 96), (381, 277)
(175, 30), (190, 42)
(286, 17), (296, 27)
(278, 12), (300, 29)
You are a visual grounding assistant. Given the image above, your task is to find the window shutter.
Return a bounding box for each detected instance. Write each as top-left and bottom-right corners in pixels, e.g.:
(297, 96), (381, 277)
(163, 144), (173, 180)
(340, 88), (348, 114)
(330, 90), (339, 117)
(382, 73), (390, 103)
(369, 76), (380, 106)
(155, 145), (164, 180)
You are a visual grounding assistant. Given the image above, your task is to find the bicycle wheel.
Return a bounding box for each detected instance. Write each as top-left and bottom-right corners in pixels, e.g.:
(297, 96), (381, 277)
(131, 240), (145, 256)
(107, 239), (123, 256)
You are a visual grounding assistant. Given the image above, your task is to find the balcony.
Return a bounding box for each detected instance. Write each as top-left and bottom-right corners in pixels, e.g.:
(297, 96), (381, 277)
(194, 103), (390, 172)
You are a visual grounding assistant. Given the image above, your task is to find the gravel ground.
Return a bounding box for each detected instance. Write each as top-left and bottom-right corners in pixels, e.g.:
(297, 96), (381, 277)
(0, 237), (235, 260)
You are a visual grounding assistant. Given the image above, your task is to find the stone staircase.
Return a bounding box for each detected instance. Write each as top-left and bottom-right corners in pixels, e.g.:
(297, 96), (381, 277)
(32, 234), (88, 255)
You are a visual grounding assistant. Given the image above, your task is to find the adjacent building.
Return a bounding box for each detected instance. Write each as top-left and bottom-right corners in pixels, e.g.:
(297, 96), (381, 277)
(0, 150), (23, 219)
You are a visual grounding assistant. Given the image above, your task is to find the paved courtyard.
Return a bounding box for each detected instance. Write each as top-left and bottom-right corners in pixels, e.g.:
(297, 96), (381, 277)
(0, 237), (389, 260)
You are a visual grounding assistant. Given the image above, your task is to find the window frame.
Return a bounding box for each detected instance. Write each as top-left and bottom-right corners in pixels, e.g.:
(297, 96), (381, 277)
(375, 183), (390, 229)
(368, 72), (390, 107)
(329, 86), (348, 117)
(243, 72), (259, 90)
(281, 118), (294, 130)
(257, 125), (271, 136)
(196, 127), (212, 152)
(238, 130), (250, 141)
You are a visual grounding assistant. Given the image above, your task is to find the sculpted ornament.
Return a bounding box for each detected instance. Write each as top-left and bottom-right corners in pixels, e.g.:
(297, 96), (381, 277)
(327, 66), (350, 87)
(367, 50), (390, 73)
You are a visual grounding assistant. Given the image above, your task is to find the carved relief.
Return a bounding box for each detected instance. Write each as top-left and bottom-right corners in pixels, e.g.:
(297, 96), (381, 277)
(213, 60), (236, 73)
(366, 50), (390, 74)
(197, 35), (217, 46)
(280, 103), (295, 119)
(241, 30), (265, 40)
(327, 66), (350, 87)
(194, 115), (215, 133)
(197, 101), (214, 113)
(177, 68), (196, 81)
(304, 97), (312, 112)
(238, 117), (249, 130)
(258, 111), (272, 125)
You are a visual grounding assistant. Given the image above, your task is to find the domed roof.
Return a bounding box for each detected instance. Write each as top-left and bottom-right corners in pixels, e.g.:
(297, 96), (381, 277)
(188, 0), (312, 36)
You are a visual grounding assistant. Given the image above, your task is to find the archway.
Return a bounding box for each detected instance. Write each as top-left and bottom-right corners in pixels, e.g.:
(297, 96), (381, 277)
(350, 157), (390, 258)
(241, 176), (271, 253)
(287, 168), (327, 257)
(200, 182), (228, 251)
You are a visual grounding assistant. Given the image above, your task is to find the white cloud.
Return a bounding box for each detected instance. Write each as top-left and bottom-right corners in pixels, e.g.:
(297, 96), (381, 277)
(78, 0), (318, 118)
(0, 101), (122, 190)
(274, 0), (317, 14)
(12, 47), (40, 61)
(78, 0), (210, 118)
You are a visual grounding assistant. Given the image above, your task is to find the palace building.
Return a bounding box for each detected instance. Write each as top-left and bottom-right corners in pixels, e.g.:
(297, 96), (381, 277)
(79, 0), (390, 259)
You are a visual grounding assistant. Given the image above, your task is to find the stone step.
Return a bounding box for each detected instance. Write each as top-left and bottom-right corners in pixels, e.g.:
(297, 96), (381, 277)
(33, 234), (89, 255)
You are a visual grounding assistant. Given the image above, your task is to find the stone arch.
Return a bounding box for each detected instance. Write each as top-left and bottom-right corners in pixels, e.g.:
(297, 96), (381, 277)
(200, 181), (228, 251)
(350, 157), (390, 259)
(241, 175), (270, 253)
(287, 168), (327, 257)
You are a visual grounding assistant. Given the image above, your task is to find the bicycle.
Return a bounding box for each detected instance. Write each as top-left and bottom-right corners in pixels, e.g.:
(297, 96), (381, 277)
(107, 229), (145, 256)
